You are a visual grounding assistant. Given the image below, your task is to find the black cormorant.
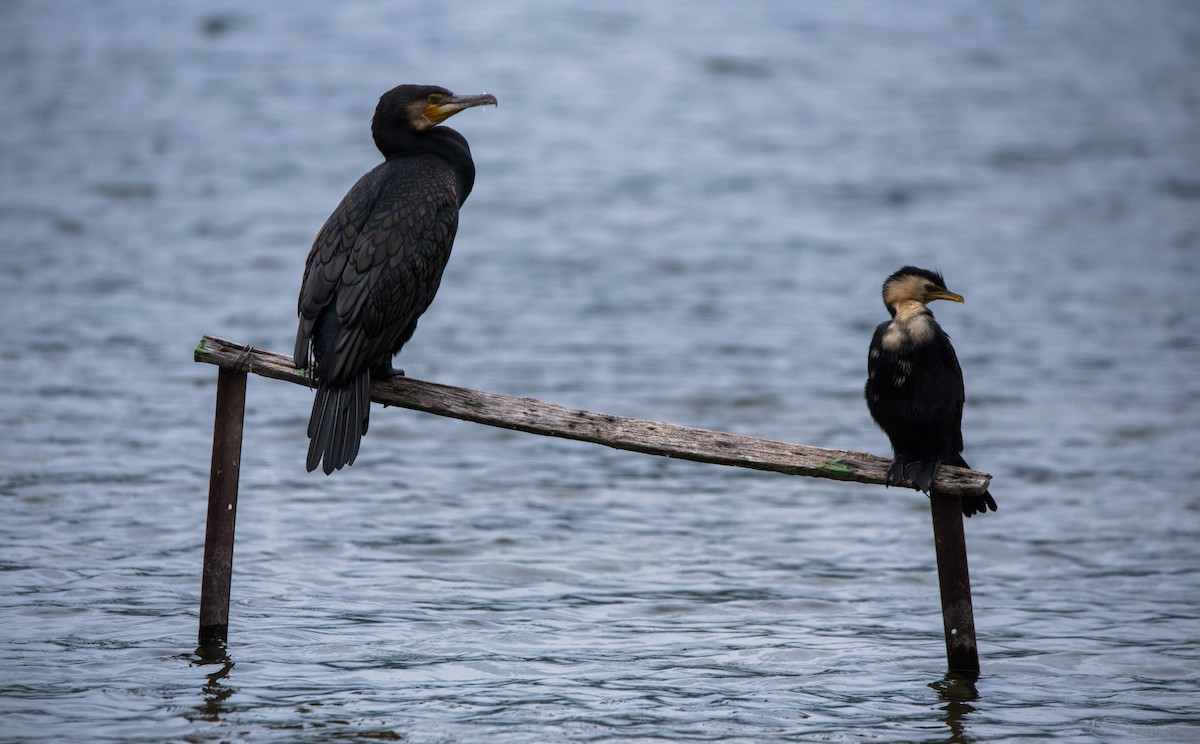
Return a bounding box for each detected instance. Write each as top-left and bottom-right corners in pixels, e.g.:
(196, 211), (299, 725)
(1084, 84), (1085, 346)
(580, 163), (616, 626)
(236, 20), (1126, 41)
(294, 84), (497, 474)
(864, 266), (997, 517)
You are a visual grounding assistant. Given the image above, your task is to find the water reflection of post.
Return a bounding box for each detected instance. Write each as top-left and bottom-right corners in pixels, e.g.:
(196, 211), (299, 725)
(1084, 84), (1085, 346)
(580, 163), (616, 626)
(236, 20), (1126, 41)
(198, 364), (247, 656)
(930, 671), (979, 744)
(195, 657), (236, 721)
(930, 493), (979, 676)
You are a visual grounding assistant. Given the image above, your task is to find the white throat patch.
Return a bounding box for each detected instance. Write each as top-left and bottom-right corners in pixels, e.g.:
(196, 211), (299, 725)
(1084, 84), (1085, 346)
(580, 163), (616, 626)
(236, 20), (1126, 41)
(880, 300), (935, 350)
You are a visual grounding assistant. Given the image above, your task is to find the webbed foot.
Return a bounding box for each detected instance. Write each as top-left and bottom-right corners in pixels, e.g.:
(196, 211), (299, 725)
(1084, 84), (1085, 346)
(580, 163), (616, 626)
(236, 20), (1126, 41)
(372, 361), (405, 379)
(905, 458), (942, 495)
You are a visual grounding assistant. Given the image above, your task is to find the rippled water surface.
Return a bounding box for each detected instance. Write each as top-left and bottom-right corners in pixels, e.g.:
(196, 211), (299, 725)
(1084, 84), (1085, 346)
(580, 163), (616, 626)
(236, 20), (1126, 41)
(3, 1), (1199, 741)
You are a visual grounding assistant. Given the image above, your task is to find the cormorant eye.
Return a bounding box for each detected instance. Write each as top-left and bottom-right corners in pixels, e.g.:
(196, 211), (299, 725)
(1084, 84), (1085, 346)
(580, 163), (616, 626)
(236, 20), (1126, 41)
(427, 94), (443, 104)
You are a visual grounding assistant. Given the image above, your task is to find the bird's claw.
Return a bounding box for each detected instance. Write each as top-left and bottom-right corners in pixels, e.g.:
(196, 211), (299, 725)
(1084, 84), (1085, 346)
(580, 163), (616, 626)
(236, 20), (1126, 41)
(372, 362), (405, 379)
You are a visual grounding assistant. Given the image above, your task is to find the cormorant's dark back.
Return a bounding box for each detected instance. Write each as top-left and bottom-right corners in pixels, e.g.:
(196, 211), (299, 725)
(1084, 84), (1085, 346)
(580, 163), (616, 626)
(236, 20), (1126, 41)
(295, 84), (496, 474)
(864, 267), (997, 517)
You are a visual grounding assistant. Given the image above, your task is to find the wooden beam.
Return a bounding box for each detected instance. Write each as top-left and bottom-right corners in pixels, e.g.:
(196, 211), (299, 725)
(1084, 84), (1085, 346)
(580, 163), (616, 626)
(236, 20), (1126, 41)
(193, 335), (991, 498)
(194, 334), (991, 673)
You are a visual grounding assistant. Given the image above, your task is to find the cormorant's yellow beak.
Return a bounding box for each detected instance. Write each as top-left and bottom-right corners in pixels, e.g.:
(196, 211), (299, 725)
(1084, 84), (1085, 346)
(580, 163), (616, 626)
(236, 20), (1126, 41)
(424, 93), (498, 124)
(925, 289), (965, 304)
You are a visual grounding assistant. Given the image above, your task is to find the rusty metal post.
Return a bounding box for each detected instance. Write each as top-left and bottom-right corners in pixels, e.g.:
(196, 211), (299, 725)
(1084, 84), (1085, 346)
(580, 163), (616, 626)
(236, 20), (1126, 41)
(199, 366), (247, 652)
(929, 493), (980, 675)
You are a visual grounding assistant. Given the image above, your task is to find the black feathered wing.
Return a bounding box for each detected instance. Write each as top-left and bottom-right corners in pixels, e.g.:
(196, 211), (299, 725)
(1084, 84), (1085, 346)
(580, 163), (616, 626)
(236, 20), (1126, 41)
(296, 156), (460, 379)
(295, 166), (380, 370)
(294, 155), (461, 473)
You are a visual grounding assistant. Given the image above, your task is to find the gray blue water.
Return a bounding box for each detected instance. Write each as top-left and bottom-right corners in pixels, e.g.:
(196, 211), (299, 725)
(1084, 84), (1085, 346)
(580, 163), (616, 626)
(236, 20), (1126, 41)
(2, 1), (1199, 741)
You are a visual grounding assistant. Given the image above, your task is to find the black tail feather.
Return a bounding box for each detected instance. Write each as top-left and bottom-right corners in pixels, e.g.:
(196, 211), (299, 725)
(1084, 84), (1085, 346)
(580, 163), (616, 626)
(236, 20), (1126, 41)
(306, 372), (371, 474)
(945, 455), (998, 518)
(961, 491), (998, 517)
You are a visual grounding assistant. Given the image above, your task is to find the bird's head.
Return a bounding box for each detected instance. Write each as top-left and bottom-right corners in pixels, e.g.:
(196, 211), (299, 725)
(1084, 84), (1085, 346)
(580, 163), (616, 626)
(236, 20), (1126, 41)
(881, 266), (964, 315)
(373, 84), (498, 136)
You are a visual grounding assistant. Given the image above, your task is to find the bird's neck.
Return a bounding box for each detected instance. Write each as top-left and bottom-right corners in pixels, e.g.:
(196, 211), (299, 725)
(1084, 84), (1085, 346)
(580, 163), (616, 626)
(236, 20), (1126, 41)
(375, 125), (467, 157)
(881, 301), (935, 350)
(376, 127), (476, 205)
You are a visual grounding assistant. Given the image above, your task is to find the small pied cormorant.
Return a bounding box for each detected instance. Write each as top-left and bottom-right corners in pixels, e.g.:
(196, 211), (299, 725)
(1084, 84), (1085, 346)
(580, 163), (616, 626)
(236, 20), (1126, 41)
(865, 266), (997, 517)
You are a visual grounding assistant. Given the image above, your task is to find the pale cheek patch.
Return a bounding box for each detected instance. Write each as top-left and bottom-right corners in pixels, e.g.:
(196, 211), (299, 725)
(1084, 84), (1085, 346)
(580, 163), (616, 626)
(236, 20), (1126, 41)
(407, 101), (436, 131)
(882, 275), (928, 308)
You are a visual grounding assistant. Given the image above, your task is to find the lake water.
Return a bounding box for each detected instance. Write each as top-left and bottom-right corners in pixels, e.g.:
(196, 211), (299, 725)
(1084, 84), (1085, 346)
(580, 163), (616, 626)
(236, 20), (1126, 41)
(2, 1), (1199, 741)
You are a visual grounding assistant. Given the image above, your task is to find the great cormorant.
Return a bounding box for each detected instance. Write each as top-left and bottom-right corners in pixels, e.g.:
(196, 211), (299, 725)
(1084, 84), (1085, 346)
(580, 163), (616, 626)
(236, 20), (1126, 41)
(864, 266), (997, 517)
(294, 84), (497, 474)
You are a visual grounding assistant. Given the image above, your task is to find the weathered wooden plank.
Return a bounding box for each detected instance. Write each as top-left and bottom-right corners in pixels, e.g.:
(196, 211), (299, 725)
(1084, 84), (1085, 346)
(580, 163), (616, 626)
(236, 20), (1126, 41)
(193, 335), (992, 497)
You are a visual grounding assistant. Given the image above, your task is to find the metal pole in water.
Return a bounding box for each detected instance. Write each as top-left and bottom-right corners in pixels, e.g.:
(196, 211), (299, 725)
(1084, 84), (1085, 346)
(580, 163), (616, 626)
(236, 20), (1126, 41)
(929, 493), (980, 676)
(198, 366), (247, 652)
